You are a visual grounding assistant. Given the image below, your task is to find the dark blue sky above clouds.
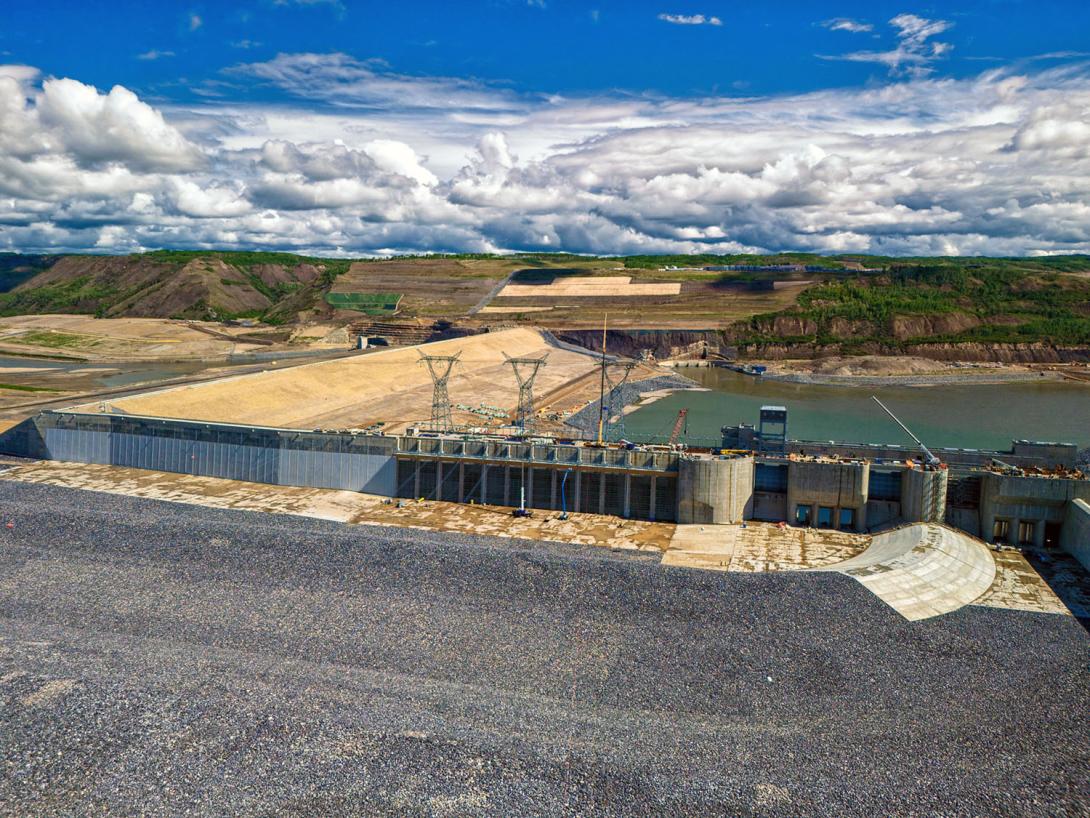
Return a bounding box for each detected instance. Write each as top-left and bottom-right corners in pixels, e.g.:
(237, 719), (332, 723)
(1, 0), (1089, 255)
(7, 0), (1088, 100)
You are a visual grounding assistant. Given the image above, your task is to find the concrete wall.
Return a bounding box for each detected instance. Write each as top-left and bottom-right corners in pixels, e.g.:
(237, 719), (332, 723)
(1061, 499), (1090, 572)
(8, 412), (400, 495)
(900, 468), (949, 524)
(1011, 440), (1079, 469)
(786, 461), (869, 532)
(0, 410), (681, 522)
(785, 438), (1078, 470)
(864, 499), (900, 531)
(8, 410), (1086, 540)
(751, 492), (787, 522)
(944, 507), (981, 539)
(979, 472), (1090, 547)
(677, 456), (754, 524)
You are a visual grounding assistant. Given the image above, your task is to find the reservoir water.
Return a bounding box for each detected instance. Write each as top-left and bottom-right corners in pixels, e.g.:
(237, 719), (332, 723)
(623, 368), (1090, 450)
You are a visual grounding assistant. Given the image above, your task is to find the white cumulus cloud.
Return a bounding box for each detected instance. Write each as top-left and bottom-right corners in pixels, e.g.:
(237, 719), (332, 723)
(821, 18), (873, 34)
(821, 13), (953, 77)
(3, 57), (1090, 258)
(658, 13), (722, 26)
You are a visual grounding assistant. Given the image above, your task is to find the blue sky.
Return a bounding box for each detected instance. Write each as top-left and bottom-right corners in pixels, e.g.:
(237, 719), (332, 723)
(7, 1), (1090, 101)
(1, 1), (1089, 256)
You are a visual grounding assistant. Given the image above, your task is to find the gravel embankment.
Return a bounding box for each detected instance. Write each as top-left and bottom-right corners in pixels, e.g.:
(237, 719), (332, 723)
(565, 373), (696, 436)
(1, 481), (1088, 817)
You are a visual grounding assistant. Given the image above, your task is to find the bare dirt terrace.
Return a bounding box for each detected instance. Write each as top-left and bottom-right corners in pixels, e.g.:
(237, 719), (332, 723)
(325, 258), (806, 329)
(0, 314), (268, 361)
(83, 328), (607, 433)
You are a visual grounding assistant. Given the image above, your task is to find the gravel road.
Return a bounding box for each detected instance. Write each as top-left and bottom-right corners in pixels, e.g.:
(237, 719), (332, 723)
(0, 481), (1087, 817)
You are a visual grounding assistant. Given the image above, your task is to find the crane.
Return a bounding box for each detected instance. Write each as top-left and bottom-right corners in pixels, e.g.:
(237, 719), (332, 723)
(871, 396), (940, 467)
(668, 408), (689, 446)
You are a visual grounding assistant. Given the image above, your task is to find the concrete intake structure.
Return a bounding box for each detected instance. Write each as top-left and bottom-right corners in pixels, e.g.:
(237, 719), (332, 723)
(979, 471), (1090, 549)
(786, 460), (870, 532)
(677, 455), (754, 524)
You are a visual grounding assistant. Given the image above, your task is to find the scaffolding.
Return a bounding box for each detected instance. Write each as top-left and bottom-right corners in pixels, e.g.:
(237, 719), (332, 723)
(418, 352), (461, 432)
(504, 354), (548, 435)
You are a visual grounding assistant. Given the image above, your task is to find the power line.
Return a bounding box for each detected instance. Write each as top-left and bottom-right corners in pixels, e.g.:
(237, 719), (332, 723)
(417, 352), (460, 432)
(504, 353), (548, 435)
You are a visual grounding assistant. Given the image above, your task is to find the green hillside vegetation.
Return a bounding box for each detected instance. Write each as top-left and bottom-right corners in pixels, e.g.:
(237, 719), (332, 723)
(0, 254), (62, 293)
(733, 261), (1090, 349)
(0, 276), (124, 317)
(620, 252), (851, 270)
(324, 292), (402, 315)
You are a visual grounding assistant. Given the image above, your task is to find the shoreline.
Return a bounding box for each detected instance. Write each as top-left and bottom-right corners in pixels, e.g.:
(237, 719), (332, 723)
(757, 369), (1073, 388)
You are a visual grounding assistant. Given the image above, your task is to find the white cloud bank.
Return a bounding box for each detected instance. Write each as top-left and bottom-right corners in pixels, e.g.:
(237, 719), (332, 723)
(1, 53), (1090, 257)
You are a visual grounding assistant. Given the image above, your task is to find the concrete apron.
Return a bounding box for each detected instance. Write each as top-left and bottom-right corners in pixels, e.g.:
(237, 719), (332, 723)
(816, 523), (997, 622)
(666, 521), (1001, 621)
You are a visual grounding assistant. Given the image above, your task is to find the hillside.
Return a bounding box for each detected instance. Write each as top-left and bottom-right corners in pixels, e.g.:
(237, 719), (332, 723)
(726, 259), (1090, 353)
(0, 251), (351, 323)
(0, 254), (61, 293)
(2, 253), (1088, 358)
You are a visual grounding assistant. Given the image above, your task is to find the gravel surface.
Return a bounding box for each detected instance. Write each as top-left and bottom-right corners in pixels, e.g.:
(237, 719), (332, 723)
(1, 481), (1088, 817)
(565, 374), (696, 436)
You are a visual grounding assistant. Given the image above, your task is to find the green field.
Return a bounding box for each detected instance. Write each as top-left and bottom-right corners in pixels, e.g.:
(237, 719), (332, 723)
(6, 330), (105, 350)
(324, 292), (403, 315)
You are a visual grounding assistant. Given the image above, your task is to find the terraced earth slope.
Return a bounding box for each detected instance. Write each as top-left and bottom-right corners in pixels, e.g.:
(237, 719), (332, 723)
(3, 253), (1089, 356)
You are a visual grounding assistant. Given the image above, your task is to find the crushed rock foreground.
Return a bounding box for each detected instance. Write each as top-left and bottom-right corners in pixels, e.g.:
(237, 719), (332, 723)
(0, 481), (1087, 817)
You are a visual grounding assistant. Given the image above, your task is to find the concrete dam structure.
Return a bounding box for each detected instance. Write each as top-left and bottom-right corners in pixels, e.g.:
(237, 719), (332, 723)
(0, 326), (1084, 565)
(3, 407), (1062, 551)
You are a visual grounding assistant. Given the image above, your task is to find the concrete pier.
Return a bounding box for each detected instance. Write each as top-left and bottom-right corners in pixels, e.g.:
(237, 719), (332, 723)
(786, 460), (869, 532)
(677, 455), (754, 524)
(901, 467), (949, 524)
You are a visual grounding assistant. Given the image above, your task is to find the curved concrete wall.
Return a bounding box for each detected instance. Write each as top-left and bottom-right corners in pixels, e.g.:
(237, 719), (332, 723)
(819, 523), (996, 621)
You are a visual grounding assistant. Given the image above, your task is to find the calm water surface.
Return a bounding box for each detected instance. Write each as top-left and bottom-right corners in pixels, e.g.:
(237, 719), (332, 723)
(623, 369), (1090, 450)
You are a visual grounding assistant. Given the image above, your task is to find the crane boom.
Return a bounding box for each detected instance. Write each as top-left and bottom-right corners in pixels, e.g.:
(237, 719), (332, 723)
(668, 408), (689, 446)
(871, 396), (940, 466)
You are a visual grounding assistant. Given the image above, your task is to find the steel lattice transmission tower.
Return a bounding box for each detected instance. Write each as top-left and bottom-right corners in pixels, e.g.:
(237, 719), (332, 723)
(602, 360), (639, 441)
(504, 353), (548, 434)
(418, 351), (461, 432)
